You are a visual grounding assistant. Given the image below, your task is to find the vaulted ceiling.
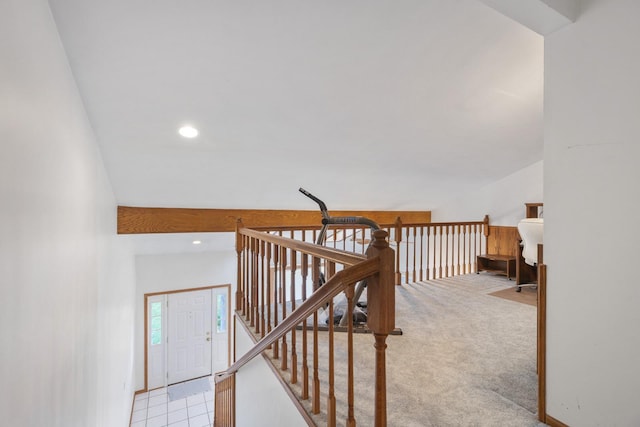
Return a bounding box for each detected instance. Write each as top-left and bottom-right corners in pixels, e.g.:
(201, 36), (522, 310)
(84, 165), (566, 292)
(48, 0), (543, 215)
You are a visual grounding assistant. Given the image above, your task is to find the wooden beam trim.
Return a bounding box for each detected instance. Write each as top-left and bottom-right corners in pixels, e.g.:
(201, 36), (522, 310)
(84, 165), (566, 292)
(117, 206), (431, 234)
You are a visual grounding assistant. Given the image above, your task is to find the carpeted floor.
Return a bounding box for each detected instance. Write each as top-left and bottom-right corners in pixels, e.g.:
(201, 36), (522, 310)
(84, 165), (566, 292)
(282, 274), (545, 427)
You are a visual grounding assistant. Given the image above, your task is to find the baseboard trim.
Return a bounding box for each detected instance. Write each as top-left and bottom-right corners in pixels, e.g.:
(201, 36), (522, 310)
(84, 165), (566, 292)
(545, 414), (570, 427)
(129, 389), (146, 426)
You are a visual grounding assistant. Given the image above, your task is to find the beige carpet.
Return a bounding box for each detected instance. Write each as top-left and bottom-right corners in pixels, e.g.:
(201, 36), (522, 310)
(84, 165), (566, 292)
(276, 274), (545, 427)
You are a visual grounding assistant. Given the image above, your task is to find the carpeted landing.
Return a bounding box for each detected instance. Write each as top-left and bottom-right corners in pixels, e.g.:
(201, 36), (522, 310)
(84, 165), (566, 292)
(285, 274), (546, 427)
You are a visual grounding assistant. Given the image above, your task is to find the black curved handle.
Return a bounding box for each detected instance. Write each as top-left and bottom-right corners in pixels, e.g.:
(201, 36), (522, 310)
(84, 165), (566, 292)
(299, 187), (328, 215)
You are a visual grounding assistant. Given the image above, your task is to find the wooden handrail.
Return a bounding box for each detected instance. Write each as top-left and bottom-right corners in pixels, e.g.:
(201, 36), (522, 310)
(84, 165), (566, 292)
(394, 219), (486, 228)
(220, 226), (396, 426)
(250, 219), (486, 232)
(220, 216), (489, 425)
(215, 256), (380, 383)
(239, 227), (366, 266)
(243, 218), (489, 285)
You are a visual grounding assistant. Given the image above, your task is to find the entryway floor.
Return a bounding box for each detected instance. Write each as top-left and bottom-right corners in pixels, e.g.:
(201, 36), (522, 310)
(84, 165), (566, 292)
(130, 376), (214, 427)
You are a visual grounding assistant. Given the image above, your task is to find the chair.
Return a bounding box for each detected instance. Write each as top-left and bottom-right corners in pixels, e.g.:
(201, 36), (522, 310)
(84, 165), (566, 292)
(516, 218), (543, 291)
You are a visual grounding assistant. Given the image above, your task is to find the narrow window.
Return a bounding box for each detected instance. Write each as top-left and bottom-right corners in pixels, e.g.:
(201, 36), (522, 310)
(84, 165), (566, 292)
(216, 294), (227, 333)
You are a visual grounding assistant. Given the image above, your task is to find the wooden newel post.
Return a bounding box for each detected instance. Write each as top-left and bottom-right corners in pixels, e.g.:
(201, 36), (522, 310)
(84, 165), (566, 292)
(235, 218), (245, 312)
(482, 215), (490, 237)
(366, 230), (396, 427)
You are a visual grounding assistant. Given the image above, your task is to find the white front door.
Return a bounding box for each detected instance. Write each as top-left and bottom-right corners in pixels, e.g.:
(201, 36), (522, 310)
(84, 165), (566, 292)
(167, 289), (212, 384)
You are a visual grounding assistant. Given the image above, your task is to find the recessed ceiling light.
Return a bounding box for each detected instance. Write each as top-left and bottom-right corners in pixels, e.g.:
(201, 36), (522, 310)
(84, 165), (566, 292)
(178, 125), (199, 138)
(192, 240), (202, 245)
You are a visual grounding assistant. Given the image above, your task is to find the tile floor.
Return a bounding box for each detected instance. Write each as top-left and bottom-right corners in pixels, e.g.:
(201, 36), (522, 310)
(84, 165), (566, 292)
(130, 376), (214, 427)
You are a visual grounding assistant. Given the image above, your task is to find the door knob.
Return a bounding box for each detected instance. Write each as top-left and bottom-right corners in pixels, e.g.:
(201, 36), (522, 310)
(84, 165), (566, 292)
(206, 337), (211, 341)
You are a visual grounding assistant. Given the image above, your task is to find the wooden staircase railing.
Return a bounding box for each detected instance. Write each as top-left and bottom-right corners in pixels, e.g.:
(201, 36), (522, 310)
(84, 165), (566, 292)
(215, 223), (396, 426)
(250, 216), (489, 286)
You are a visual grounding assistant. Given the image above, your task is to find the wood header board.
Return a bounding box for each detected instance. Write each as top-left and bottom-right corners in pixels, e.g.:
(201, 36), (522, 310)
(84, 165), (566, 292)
(117, 206), (432, 234)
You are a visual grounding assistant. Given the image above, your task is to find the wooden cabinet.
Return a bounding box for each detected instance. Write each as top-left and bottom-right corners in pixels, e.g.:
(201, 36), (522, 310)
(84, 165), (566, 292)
(477, 254), (516, 279)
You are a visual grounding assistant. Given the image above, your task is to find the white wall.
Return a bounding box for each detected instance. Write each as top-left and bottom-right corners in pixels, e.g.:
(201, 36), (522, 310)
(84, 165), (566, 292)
(235, 321), (307, 427)
(544, 0), (640, 425)
(134, 251), (236, 390)
(432, 160), (543, 225)
(0, 0), (136, 426)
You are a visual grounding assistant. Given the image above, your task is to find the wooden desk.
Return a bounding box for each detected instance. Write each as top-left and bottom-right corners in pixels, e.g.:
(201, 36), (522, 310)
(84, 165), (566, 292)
(477, 254), (516, 279)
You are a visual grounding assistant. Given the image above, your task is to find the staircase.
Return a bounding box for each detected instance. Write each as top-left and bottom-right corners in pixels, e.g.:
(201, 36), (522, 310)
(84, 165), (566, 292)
(214, 216), (497, 426)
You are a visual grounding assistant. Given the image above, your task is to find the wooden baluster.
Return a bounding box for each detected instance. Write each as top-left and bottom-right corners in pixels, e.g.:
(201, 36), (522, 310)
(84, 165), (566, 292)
(327, 260), (337, 424)
(411, 226), (416, 282)
(231, 373), (237, 426)
(247, 236), (252, 323)
(252, 237), (259, 328)
(351, 227), (356, 253)
(478, 223), (483, 272)
(463, 225), (469, 274)
(327, 261), (336, 284)
(266, 243), (272, 345)
(456, 225), (461, 276)
(257, 240), (265, 335)
(383, 227), (390, 258)
(354, 227), (358, 252)
(241, 234), (246, 314)
(301, 252), (309, 400)
(261, 240), (267, 338)
(247, 236), (252, 318)
(280, 245), (288, 371)
(432, 226), (438, 280)
(445, 225), (450, 277)
(245, 237), (252, 322)
(235, 220), (245, 312)
(312, 256), (321, 414)
(394, 217), (402, 285)
(301, 251), (308, 304)
(404, 225), (410, 284)
(342, 228), (347, 251)
(222, 379), (226, 425)
(438, 225), (443, 279)
(345, 283), (356, 427)
(360, 228), (371, 255)
(273, 244), (279, 360)
(419, 226), (424, 282)
(469, 224), (478, 272)
(366, 230), (395, 427)
(290, 246), (298, 384)
(327, 296), (336, 427)
(426, 226), (431, 280)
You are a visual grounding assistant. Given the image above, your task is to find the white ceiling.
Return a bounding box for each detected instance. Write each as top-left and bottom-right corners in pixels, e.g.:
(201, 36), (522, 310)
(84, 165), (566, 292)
(48, 0), (543, 253)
